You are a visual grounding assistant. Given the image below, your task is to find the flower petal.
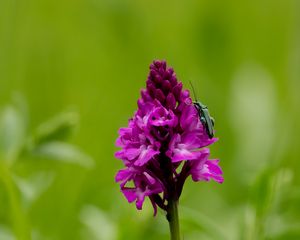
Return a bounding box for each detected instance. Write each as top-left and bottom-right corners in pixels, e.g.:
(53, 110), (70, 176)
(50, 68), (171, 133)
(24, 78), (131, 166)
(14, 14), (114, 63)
(134, 145), (159, 166)
(115, 168), (135, 187)
(122, 188), (137, 203)
(135, 191), (146, 210)
(190, 158), (223, 183)
(124, 147), (141, 160)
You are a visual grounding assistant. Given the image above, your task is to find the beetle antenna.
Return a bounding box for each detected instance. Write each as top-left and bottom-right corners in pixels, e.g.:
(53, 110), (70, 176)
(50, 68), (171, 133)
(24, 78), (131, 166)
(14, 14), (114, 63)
(189, 80), (198, 101)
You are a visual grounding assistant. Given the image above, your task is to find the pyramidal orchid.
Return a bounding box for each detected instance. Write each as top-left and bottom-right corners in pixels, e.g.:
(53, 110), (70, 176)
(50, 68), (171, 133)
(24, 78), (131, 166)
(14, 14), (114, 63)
(115, 60), (223, 240)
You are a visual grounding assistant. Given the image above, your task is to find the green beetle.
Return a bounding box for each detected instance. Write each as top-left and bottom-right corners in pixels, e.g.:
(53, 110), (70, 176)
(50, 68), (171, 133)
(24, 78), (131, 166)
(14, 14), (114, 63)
(193, 101), (215, 138)
(189, 81), (215, 138)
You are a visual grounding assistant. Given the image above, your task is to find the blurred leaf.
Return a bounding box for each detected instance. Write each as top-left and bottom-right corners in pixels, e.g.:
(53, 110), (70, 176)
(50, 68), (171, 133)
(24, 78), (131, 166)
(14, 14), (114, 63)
(230, 64), (277, 182)
(0, 225), (15, 240)
(267, 224), (300, 240)
(0, 106), (26, 162)
(31, 141), (94, 168)
(13, 172), (55, 208)
(33, 111), (79, 145)
(79, 205), (118, 240)
(31, 229), (53, 240)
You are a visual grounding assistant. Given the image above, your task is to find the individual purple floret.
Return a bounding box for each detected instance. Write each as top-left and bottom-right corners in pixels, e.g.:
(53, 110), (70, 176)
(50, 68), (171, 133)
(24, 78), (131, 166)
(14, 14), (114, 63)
(115, 60), (223, 215)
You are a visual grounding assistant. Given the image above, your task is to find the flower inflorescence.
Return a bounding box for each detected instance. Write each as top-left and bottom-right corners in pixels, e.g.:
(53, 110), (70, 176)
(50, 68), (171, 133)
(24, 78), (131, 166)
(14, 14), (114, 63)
(115, 60), (223, 215)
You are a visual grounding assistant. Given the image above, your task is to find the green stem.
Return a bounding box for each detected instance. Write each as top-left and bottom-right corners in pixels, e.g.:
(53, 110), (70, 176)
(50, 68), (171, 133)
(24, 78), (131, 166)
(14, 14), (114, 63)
(167, 199), (181, 240)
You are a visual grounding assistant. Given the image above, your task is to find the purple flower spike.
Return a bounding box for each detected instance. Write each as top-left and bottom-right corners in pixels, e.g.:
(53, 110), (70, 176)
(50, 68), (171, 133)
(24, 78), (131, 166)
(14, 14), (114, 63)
(115, 60), (223, 215)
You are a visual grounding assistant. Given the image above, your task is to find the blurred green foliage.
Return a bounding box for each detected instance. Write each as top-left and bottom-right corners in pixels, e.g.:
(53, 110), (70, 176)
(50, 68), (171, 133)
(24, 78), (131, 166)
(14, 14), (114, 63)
(0, 0), (299, 239)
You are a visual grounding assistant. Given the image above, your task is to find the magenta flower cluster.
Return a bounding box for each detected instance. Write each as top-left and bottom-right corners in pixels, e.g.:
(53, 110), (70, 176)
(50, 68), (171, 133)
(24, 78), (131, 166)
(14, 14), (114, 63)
(115, 60), (223, 214)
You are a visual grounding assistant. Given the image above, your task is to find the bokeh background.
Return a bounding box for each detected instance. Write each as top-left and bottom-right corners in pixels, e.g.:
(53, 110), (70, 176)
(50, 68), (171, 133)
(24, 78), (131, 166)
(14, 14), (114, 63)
(0, 0), (299, 239)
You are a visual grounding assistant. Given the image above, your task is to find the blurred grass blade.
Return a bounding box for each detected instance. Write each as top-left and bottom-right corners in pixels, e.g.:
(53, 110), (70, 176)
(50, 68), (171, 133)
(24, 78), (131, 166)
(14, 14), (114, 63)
(0, 106), (26, 162)
(31, 141), (94, 168)
(181, 206), (227, 240)
(250, 169), (274, 219)
(33, 111), (79, 144)
(246, 168), (293, 239)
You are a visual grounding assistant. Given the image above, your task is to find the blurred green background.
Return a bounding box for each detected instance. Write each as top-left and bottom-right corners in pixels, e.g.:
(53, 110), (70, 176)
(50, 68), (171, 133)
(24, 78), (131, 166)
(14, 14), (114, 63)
(0, 0), (299, 239)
